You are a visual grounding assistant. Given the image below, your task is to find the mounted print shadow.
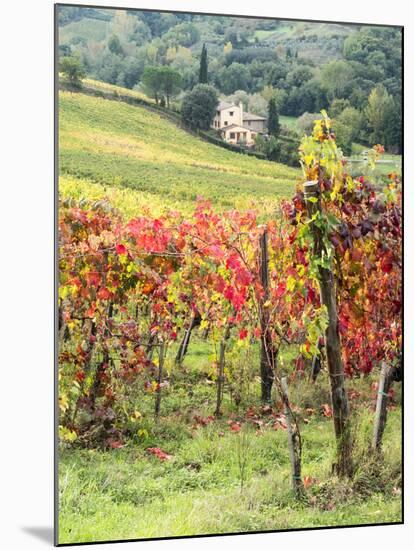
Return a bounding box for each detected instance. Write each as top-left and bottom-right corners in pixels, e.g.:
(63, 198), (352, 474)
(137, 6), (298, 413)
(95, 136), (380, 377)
(55, 3), (403, 545)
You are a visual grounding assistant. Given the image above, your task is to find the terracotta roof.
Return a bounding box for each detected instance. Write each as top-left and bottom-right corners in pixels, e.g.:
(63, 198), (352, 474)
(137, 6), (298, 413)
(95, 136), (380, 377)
(243, 111), (266, 121)
(216, 100), (234, 111)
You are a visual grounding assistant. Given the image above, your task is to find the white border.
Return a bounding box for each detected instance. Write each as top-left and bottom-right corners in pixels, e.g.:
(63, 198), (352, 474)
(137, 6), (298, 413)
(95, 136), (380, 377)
(1, 1), (412, 548)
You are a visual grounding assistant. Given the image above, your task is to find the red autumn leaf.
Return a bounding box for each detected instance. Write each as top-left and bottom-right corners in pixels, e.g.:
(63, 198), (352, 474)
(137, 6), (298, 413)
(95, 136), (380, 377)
(75, 371), (85, 383)
(235, 267), (252, 286)
(275, 282), (286, 299)
(86, 271), (100, 286)
(97, 287), (112, 300)
(321, 403), (333, 418)
(146, 447), (172, 461)
(215, 275), (226, 293)
(153, 218), (163, 231)
(223, 285), (234, 301)
(231, 289), (246, 310)
(228, 421), (241, 432)
(239, 328), (248, 340)
(209, 245), (225, 260)
(108, 439), (124, 449)
(306, 286), (316, 304)
(380, 257), (393, 273)
(296, 248), (307, 265)
(223, 285), (246, 310)
(116, 243), (127, 255)
(193, 415), (214, 427)
(303, 475), (315, 488)
(86, 304), (96, 318)
(246, 406), (256, 417)
(226, 253), (241, 270)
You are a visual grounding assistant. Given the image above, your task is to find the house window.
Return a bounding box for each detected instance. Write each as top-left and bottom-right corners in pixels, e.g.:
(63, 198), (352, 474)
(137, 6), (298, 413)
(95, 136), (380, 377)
(247, 121), (251, 126)
(230, 111), (234, 116)
(224, 121), (228, 126)
(230, 132), (236, 139)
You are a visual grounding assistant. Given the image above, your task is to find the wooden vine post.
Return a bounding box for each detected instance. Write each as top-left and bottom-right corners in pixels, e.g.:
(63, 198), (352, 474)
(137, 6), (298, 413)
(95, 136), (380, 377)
(175, 312), (201, 365)
(303, 180), (353, 477)
(259, 228), (275, 402)
(215, 325), (231, 417)
(372, 363), (394, 451)
(281, 377), (304, 498)
(154, 342), (166, 421)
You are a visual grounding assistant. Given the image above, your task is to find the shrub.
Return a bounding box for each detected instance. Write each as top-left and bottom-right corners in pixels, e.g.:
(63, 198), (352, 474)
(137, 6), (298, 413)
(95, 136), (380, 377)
(59, 56), (86, 88)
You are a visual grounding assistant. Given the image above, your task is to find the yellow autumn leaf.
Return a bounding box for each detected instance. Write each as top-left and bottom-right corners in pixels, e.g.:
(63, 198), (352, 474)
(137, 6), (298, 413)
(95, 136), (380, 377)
(286, 275), (296, 292)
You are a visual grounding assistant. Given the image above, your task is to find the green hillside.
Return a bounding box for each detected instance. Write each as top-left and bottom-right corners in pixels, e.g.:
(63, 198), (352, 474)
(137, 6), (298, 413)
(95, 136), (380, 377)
(59, 10), (353, 64)
(59, 90), (299, 217)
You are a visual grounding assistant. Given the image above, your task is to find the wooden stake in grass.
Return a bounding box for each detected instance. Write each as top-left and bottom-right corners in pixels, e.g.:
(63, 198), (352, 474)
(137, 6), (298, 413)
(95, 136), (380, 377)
(154, 342), (165, 420)
(304, 180), (353, 478)
(373, 362), (394, 451)
(281, 377), (304, 498)
(259, 228), (275, 402)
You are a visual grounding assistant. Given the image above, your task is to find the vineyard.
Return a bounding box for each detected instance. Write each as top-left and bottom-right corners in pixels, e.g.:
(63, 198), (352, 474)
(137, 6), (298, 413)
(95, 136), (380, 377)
(59, 90), (299, 217)
(58, 101), (402, 543)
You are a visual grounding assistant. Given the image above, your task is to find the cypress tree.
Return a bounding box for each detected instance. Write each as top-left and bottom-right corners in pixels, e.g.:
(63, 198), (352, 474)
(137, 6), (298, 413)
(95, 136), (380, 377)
(268, 98), (280, 137)
(199, 43), (208, 84)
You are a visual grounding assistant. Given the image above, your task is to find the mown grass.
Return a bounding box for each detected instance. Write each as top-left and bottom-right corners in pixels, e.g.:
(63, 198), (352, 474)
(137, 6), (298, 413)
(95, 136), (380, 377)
(58, 341), (402, 544)
(59, 407), (401, 543)
(59, 91), (300, 215)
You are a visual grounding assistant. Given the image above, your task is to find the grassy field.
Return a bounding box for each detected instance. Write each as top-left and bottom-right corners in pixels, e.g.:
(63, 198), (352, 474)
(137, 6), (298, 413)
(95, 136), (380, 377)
(59, 90), (300, 216)
(59, 16), (111, 43)
(82, 77), (157, 103)
(280, 115), (299, 131)
(347, 145), (402, 178)
(58, 341), (402, 544)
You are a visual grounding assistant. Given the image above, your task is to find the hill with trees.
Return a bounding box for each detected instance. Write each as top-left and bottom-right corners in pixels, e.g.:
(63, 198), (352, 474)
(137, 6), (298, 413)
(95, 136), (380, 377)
(58, 6), (402, 154)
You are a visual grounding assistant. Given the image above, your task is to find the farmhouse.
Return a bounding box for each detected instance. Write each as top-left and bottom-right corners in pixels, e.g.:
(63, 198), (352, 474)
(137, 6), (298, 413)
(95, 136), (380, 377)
(212, 100), (267, 146)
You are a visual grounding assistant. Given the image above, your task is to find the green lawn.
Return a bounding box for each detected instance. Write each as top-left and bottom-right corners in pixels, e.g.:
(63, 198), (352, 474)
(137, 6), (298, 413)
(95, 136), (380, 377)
(58, 341), (402, 544)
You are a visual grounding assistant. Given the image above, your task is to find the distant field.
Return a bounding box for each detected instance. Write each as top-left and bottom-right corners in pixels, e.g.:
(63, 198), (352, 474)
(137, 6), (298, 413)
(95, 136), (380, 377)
(59, 91), (300, 217)
(59, 17), (111, 43)
(348, 146), (402, 178)
(280, 115), (299, 131)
